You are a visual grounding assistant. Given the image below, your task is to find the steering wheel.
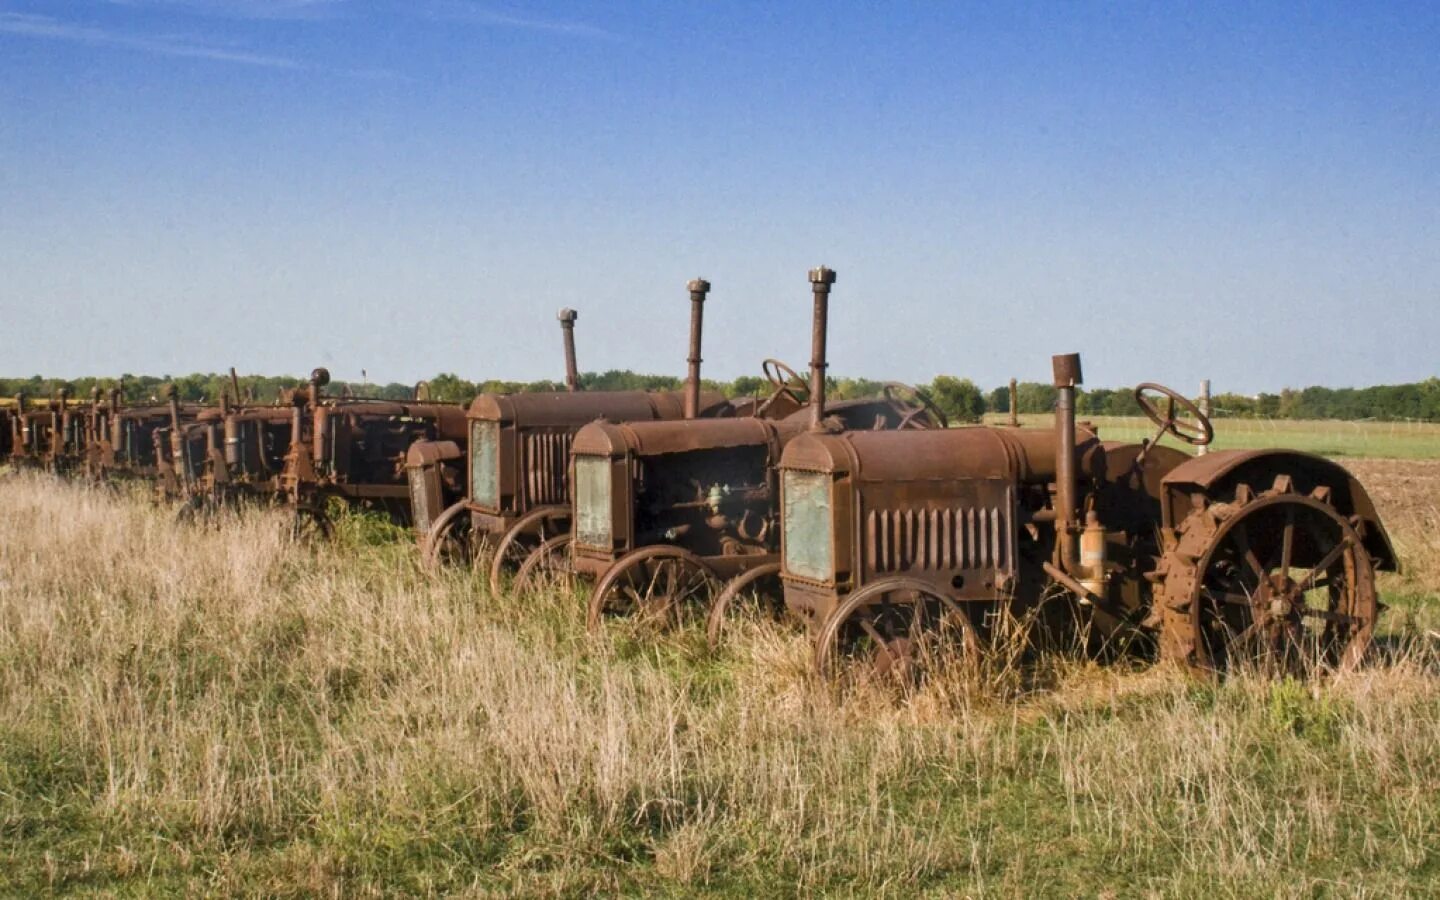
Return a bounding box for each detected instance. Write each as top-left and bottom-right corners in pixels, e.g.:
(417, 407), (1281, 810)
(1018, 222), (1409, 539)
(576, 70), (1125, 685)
(1133, 382), (1213, 447)
(760, 359), (809, 410)
(881, 382), (949, 430)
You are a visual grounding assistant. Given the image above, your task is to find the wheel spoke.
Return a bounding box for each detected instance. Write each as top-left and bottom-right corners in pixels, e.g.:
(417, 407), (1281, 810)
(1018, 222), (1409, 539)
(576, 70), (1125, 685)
(1296, 537), (1352, 592)
(858, 617), (887, 650)
(1280, 507), (1296, 574)
(1212, 590), (1257, 608)
(1232, 523), (1266, 582)
(1300, 607), (1360, 625)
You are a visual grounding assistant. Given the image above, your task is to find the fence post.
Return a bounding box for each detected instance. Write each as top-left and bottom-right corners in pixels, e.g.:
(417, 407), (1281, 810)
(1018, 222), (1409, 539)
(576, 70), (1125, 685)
(1197, 379), (1212, 456)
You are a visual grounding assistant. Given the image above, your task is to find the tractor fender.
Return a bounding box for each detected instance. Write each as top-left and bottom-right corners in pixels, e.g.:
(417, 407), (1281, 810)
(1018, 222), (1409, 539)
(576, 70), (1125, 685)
(405, 440), (463, 536)
(1160, 449), (1397, 571)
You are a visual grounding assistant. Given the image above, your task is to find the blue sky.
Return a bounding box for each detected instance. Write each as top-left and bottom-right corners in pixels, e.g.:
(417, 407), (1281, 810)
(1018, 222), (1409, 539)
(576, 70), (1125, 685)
(1, 1), (1436, 392)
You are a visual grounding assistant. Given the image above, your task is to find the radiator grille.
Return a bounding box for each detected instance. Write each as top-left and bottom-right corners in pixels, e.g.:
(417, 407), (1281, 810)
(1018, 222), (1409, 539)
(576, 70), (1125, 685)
(524, 432), (571, 507)
(866, 503), (1012, 573)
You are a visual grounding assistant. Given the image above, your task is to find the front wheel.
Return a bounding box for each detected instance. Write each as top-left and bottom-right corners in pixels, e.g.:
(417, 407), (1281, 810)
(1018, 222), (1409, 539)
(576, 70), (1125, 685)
(814, 577), (980, 687)
(487, 505), (571, 596)
(420, 500), (474, 572)
(705, 562), (785, 649)
(512, 534), (579, 595)
(587, 546), (719, 633)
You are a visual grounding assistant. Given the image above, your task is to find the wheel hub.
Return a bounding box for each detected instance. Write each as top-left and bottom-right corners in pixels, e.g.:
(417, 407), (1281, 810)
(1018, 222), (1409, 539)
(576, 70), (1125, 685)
(1264, 573), (1296, 617)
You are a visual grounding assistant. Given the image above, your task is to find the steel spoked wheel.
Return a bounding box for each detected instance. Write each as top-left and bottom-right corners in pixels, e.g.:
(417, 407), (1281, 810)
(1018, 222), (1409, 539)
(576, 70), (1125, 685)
(814, 577), (979, 686)
(587, 547), (719, 633)
(512, 534), (578, 595)
(1162, 485), (1378, 675)
(705, 562), (785, 649)
(420, 501), (474, 572)
(487, 506), (570, 595)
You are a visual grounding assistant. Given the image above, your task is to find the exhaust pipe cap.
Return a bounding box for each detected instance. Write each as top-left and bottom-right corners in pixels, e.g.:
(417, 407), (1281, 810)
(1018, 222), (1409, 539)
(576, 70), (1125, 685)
(808, 266), (837, 286)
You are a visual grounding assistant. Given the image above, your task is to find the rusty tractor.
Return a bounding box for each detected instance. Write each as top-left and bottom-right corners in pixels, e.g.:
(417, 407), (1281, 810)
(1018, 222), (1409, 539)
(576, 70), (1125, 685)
(153, 383), (219, 504)
(7, 390), (87, 473)
(163, 376), (296, 516)
(412, 296), (758, 593)
(8, 394), (48, 469)
(537, 267), (948, 635)
(89, 385), (201, 483)
(46, 387), (81, 474)
(47, 386), (93, 475)
(279, 368), (467, 530)
(211, 397), (298, 506)
(774, 353), (1397, 681)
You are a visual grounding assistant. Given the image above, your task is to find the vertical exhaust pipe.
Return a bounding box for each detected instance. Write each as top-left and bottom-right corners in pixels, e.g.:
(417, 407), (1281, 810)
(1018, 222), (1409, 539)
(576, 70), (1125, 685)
(108, 387), (123, 448)
(309, 368), (331, 468)
(89, 386), (102, 444)
(229, 367), (242, 408)
(14, 393), (27, 451)
(1051, 353), (1083, 573)
(164, 384), (181, 430)
(163, 384), (184, 476)
(56, 386), (71, 455)
(558, 309), (579, 392)
(224, 414), (240, 469)
(808, 266), (836, 430)
(684, 278), (710, 419)
(309, 368), (329, 405)
(290, 387), (307, 458)
(1008, 378), (1019, 428)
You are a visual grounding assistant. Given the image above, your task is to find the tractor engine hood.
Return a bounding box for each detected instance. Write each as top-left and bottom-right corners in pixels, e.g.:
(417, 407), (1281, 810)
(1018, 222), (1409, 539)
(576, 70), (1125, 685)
(466, 390), (727, 428)
(779, 424), (1102, 485)
(573, 416), (786, 460)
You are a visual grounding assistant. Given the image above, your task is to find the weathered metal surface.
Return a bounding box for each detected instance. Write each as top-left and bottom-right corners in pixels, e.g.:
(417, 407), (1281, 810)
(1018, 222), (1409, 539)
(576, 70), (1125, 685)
(1160, 448), (1396, 570)
(807, 267), (835, 430)
(570, 267), (950, 634)
(776, 353), (1395, 680)
(418, 287), (738, 585)
(279, 368), (470, 526)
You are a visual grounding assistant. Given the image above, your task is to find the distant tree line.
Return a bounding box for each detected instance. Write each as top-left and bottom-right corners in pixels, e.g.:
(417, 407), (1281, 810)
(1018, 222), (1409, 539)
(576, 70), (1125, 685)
(3, 372), (1438, 423)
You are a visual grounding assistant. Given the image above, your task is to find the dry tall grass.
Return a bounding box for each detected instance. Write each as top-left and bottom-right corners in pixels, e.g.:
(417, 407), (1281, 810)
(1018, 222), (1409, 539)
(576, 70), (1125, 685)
(1, 472), (1438, 896)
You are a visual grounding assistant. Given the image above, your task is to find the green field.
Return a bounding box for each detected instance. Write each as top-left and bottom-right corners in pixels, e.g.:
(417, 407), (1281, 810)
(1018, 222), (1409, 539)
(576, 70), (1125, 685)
(1, 471), (1439, 896)
(985, 414), (1440, 460)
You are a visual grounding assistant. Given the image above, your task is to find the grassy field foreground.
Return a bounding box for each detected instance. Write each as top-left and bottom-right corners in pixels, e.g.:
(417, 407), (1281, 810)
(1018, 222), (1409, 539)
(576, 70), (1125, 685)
(2, 468), (1440, 896)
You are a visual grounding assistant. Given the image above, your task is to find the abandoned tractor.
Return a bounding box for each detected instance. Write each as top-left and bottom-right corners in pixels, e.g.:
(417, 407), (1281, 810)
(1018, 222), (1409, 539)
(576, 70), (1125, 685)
(81, 387), (112, 480)
(9, 395), (48, 469)
(169, 375), (297, 514)
(87, 385), (200, 482)
(280, 368), (468, 529)
(775, 353), (1396, 680)
(7, 391), (84, 473)
(47, 387), (91, 475)
(210, 399), (297, 505)
(542, 268), (948, 636)
(412, 298), (741, 593)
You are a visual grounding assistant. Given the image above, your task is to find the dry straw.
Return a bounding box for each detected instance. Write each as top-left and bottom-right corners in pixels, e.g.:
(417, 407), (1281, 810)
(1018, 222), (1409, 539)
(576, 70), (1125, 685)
(1, 471), (1438, 895)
